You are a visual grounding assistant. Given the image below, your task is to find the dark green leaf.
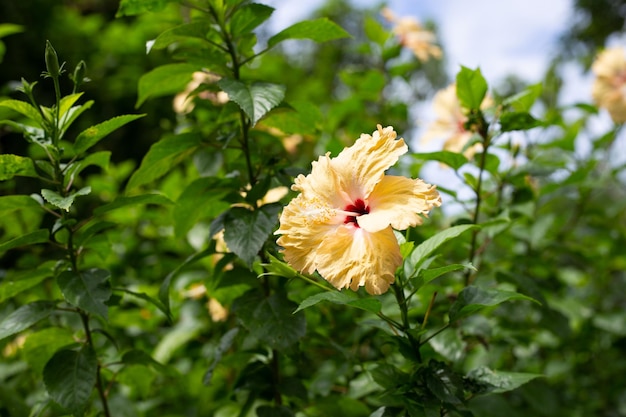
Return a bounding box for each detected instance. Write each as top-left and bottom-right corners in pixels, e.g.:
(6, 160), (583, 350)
(466, 366), (542, 394)
(230, 3), (274, 36)
(43, 347), (97, 415)
(449, 286), (539, 321)
(412, 264), (472, 290)
(412, 151), (469, 170)
(74, 114), (145, 154)
(41, 186), (91, 212)
(57, 268), (112, 320)
(116, 0), (173, 16)
(0, 229), (48, 253)
(268, 18), (351, 48)
(173, 177), (234, 237)
(256, 405), (295, 417)
(94, 193), (173, 215)
(0, 301), (56, 340)
(136, 63), (199, 107)
(294, 290), (381, 314)
(232, 291), (306, 350)
(218, 78), (285, 126)
(64, 151), (111, 186)
(126, 132), (203, 190)
(0, 154), (37, 180)
(223, 203), (281, 267)
(151, 21), (214, 50)
(499, 111), (541, 132)
(23, 327), (75, 374)
(122, 349), (175, 375)
(405, 225), (478, 277)
(455, 66), (488, 110)
(203, 327), (239, 385)
(116, 288), (170, 320)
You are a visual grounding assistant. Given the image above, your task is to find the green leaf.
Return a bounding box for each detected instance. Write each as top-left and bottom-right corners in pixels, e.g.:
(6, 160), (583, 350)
(136, 63), (199, 107)
(363, 15), (389, 46)
(404, 225), (478, 278)
(230, 3), (274, 36)
(295, 290), (382, 314)
(151, 21), (213, 50)
(126, 132), (203, 191)
(0, 301), (56, 340)
(218, 78), (285, 126)
(466, 366), (542, 394)
(256, 406), (295, 417)
(412, 151), (469, 170)
(173, 177), (234, 237)
(232, 291), (306, 350)
(43, 347), (97, 415)
(0, 229), (48, 253)
(116, 0), (173, 16)
(449, 286), (539, 321)
(223, 203), (281, 267)
(117, 288), (170, 320)
(203, 327), (239, 385)
(260, 253), (300, 279)
(0, 154), (38, 180)
(23, 327), (75, 374)
(122, 349), (174, 375)
(499, 111), (541, 132)
(74, 114), (145, 155)
(412, 264), (472, 290)
(64, 151), (111, 187)
(0, 265), (54, 303)
(268, 18), (351, 48)
(455, 66), (488, 110)
(503, 83), (542, 112)
(0, 99), (45, 126)
(58, 93), (84, 121)
(57, 268), (112, 320)
(41, 186), (91, 212)
(59, 100), (94, 133)
(94, 193), (173, 216)
(0, 23), (23, 39)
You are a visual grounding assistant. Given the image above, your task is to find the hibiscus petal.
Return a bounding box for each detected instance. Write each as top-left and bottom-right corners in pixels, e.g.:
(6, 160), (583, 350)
(314, 225), (402, 295)
(358, 176), (441, 233)
(331, 125), (408, 200)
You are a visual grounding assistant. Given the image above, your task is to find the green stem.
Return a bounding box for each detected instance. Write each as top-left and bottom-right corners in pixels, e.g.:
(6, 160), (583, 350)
(392, 283), (422, 362)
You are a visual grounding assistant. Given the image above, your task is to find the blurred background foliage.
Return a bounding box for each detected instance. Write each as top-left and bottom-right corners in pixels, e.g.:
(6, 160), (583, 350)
(0, 0), (625, 416)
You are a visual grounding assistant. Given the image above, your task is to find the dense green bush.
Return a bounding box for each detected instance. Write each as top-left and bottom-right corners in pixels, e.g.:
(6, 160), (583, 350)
(0, 1), (624, 416)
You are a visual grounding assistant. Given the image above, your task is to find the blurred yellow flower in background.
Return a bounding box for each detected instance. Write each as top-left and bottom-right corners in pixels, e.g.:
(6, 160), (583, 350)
(421, 83), (492, 160)
(275, 125), (441, 295)
(173, 71), (229, 114)
(591, 47), (626, 124)
(382, 8), (442, 62)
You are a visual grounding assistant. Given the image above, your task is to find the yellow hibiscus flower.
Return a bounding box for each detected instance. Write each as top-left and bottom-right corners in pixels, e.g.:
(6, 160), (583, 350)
(382, 8), (442, 62)
(275, 125), (441, 295)
(591, 47), (626, 124)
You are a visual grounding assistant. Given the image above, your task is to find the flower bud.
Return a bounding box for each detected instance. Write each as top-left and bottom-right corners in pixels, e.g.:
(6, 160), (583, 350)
(44, 40), (60, 78)
(71, 60), (87, 89)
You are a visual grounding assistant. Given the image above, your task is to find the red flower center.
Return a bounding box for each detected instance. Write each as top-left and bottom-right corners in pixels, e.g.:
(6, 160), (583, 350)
(344, 199), (370, 227)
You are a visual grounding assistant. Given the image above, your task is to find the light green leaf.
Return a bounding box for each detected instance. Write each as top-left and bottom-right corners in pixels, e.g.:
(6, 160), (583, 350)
(503, 83), (542, 112)
(412, 264), (473, 290)
(57, 268), (112, 320)
(449, 286), (539, 321)
(456, 66), (488, 110)
(0, 229), (48, 253)
(218, 78), (285, 126)
(412, 151), (469, 170)
(0, 301), (56, 340)
(41, 187), (91, 212)
(0, 99), (45, 126)
(0, 24), (24, 39)
(294, 291), (382, 314)
(43, 347), (97, 415)
(58, 100), (94, 134)
(267, 18), (351, 48)
(364, 15), (389, 46)
(23, 327), (75, 374)
(404, 225), (478, 278)
(126, 132), (203, 191)
(232, 291), (306, 350)
(151, 21), (214, 50)
(223, 203), (281, 267)
(94, 193), (173, 216)
(64, 151), (110, 187)
(260, 253), (300, 280)
(0, 265), (54, 303)
(0, 154), (37, 180)
(466, 366), (542, 394)
(74, 114), (145, 155)
(116, 0), (173, 16)
(136, 63), (198, 107)
(58, 93), (83, 121)
(117, 288), (170, 320)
